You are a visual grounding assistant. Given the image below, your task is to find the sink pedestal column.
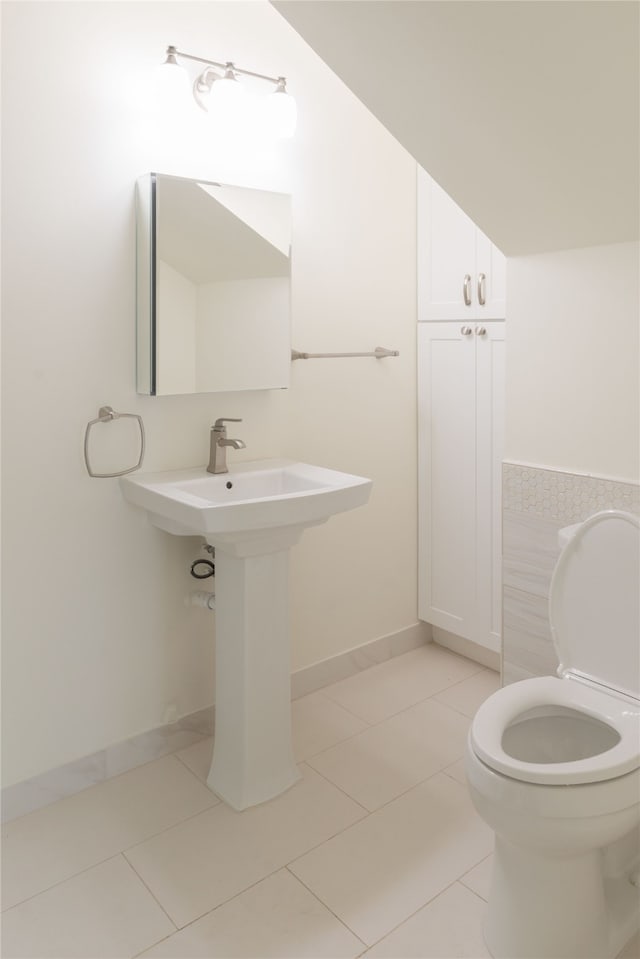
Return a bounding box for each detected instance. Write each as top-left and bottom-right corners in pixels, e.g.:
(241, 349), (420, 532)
(120, 460), (372, 810)
(206, 533), (302, 810)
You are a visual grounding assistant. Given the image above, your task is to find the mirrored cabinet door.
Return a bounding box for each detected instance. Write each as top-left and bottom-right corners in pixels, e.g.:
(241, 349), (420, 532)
(136, 173), (292, 395)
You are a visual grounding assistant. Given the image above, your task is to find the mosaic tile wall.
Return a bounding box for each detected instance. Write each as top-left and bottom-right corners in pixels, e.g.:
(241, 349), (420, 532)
(502, 462), (640, 684)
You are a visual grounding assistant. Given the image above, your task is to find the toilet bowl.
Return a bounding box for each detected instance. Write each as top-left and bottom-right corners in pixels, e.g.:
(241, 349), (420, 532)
(465, 510), (640, 959)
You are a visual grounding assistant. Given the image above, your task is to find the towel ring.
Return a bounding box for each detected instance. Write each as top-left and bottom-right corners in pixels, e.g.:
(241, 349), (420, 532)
(84, 406), (146, 478)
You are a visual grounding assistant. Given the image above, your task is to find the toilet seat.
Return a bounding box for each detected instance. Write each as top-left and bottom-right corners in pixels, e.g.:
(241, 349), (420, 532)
(471, 510), (640, 786)
(470, 675), (640, 785)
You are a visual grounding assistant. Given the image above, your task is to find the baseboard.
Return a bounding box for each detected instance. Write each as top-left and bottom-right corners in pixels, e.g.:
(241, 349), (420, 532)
(291, 621), (432, 699)
(2, 622), (431, 823)
(1, 707), (215, 824)
(432, 626), (501, 673)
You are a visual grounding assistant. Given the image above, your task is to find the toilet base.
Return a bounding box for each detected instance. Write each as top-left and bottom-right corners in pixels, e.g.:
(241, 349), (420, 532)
(485, 836), (640, 959)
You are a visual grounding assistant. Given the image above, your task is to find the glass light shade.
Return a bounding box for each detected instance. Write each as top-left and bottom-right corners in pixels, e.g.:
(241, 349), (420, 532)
(268, 87), (297, 139)
(209, 76), (243, 106)
(241, 91), (270, 140)
(155, 59), (190, 107)
(208, 73), (246, 133)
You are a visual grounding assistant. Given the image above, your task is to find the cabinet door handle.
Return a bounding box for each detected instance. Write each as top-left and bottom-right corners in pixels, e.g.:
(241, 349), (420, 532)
(477, 273), (486, 306)
(463, 274), (472, 306)
(475, 325), (487, 336)
(460, 325), (473, 336)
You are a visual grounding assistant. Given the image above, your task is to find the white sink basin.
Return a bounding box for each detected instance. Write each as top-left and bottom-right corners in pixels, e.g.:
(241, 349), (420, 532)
(120, 458), (372, 540)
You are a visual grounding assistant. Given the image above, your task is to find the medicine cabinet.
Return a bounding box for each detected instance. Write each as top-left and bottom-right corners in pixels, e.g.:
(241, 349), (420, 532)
(136, 173), (292, 395)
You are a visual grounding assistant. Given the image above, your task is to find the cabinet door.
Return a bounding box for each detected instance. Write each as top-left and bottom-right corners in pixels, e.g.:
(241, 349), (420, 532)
(474, 323), (505, 652)
(476, 232), (506, 320)
(418, 167), (507, 322)
(418, 323), (477, 639)
(418, 169), (477, 321)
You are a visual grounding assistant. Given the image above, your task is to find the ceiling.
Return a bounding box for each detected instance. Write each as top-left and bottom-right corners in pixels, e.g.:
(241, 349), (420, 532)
(272, 1), (639, 256)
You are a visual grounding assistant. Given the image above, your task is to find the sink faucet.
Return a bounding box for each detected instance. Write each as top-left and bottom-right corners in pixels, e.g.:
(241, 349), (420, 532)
(208, 418), (246, 474)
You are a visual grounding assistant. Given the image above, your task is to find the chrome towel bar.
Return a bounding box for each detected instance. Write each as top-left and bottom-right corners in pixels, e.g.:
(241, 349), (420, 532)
(291, 346), (399, 360)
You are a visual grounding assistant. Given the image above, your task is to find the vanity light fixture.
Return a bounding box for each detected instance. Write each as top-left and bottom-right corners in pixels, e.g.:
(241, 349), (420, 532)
(158, 45), (297, 139)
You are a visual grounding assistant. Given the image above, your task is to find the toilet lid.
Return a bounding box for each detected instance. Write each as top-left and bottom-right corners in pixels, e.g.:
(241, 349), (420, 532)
(549, 510), (640, 702)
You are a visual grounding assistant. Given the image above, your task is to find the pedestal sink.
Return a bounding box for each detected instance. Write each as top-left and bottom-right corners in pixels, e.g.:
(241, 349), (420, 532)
(120, 459), (372, 810)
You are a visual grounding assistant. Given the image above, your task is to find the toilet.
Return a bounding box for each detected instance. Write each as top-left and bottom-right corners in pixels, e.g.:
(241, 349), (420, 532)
(465, 509), (640, 959)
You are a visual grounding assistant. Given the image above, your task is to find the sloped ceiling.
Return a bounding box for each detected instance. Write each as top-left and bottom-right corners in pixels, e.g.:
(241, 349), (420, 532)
(273, 1), (639, 256)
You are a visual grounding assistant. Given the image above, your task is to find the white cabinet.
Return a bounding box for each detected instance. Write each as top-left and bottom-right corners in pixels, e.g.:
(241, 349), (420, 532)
(417, 322), (505, 653)
(417, 167), (506, 321)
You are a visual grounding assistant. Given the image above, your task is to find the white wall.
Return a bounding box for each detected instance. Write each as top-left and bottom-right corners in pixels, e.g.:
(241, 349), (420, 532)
(505, 242), (640, 482)
(1, 0), (417, 786)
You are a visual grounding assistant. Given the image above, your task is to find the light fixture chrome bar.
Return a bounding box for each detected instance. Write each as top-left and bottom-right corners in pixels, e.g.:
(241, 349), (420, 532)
(168, 46), (284, 86)
(291, 347), (400, 361)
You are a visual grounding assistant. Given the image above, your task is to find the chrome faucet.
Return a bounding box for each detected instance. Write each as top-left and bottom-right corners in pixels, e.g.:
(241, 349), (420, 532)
(207, 418), (246, 474)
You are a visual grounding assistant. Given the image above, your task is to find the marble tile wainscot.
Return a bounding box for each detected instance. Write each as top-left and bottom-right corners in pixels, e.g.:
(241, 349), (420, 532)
(502, 462), (640, 685)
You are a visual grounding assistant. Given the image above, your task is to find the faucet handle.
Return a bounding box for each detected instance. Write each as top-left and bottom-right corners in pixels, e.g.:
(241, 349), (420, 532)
(213, 417), (242, 429)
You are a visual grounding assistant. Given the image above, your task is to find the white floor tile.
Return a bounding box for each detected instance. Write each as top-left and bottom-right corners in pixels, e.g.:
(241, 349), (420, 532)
(442, 757), (467, 785)
(433, 668), (500, 717)
(124, 764), (366, 929)
(292, 691), (369, 761)
(1, 756), (218, 910)
(363, 881), (491, 958)
(307, 698), (470, 810)
(138, 868), (364, 958)
(1, 855), (174, 958)
(321, 645), (483, 724)
(3, 646), (507, 959)
(175, 738), (214, 783)
(289, 772), (493, 946)
(460, 854), (494, 901)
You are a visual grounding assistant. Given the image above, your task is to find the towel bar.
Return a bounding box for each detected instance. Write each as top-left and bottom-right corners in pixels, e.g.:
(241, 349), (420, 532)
(84, 406), (145, 478)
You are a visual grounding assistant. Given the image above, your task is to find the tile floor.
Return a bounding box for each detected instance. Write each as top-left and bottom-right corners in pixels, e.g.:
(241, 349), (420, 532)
(2, 643), (639, 959)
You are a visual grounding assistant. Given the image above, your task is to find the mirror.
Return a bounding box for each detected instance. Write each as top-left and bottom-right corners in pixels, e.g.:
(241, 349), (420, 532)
(136, 173), (291, 395)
